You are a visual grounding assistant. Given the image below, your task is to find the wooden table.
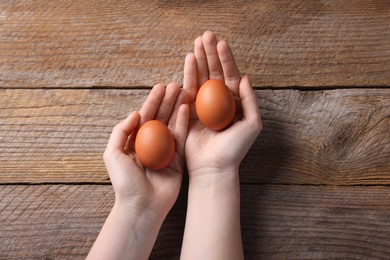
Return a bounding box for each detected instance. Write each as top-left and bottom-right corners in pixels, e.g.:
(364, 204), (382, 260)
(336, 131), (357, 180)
(1, 1), (389, 259)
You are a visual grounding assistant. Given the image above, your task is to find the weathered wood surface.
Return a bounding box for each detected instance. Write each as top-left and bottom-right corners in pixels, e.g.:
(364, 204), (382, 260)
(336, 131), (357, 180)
(1, 0), (389, 259)
(1, 88), (389, 184)
(0, 0), (389, 88)
(1, 184), (389, 259)
(240, 185), (390, 259)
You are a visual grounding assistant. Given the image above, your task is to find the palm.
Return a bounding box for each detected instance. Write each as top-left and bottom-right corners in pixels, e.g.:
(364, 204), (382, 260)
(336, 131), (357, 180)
(186, 84), (257, 173)
(112, 150), (182, 209)
(183, 31), (262, 175)
(183, 32), (244, 172)
(104, 82), (189, 216)
(185, 118), (233, 171)
(185, 119), (215, 164)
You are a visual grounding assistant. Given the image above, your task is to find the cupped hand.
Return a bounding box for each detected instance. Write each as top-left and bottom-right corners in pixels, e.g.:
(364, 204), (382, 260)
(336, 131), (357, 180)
(103, 82), (189, 219)
(183, 31), (262, 176)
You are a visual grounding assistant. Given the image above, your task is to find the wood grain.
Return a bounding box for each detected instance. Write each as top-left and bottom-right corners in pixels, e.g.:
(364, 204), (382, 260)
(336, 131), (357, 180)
(1, 2), (388, 260)
(0, 89), (147, 183)
(0, 0), (389, 88)
(244, 88), (390, 185)
(0, 88), (389, 184)
(240, 184), (390, 259)
(0, 184), (389, 259)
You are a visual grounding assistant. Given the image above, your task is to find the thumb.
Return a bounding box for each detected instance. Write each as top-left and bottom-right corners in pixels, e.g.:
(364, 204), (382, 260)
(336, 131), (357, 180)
(107, 111), (140, 153)
(230, 75), (262, 154)
(239, 75), (262, 133)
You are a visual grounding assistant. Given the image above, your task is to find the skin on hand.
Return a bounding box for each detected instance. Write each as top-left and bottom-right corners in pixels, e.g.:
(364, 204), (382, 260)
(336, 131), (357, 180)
(87, 82), (189, 260)
(88, 30), (262, 260)
(103, 82), (189, 218)
(183, 31), (263, 177)
(180, 31), (262, 260)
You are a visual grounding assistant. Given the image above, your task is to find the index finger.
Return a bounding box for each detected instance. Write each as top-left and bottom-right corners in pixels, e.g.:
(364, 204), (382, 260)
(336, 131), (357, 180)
(202, 31), (224, 81)
(217, 40), (240, 96)
(139, 84), (165, 125)
(183, 52), (198, 102)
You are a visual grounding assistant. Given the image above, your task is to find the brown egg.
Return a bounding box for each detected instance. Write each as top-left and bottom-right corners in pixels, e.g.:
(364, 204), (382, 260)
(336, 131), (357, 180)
(196, 79), (236, 131)
(135, 120), (175, 170)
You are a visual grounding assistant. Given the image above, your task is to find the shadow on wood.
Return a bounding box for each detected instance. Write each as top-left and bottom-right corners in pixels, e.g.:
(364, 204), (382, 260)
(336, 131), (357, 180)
(240, 105), (293, 184)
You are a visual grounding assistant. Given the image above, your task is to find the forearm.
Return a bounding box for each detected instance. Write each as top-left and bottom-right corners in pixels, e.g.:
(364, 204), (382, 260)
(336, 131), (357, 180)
(180, 169), (244, 260)
(87, 200), (164, 260)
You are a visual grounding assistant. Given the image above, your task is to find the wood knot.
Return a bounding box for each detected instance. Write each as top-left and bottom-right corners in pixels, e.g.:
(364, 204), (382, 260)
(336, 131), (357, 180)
(326, 122), (360, 160)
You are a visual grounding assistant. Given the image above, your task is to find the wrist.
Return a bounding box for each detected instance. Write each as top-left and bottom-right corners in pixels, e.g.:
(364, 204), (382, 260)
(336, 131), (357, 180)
(91, 198), (164, 260)
(113, 197), (166, 227)
(188, 167), (240, 191)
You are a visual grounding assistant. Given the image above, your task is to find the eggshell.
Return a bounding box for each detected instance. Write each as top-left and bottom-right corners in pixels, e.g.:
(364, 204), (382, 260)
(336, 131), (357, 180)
(135, 120), (175, 170)
(195, 79), (236, 130)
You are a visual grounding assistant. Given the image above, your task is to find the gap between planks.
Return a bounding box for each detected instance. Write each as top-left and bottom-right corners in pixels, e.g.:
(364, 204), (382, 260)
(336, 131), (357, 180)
(0, 85), (389, 91)
(1, 183), (390, 187)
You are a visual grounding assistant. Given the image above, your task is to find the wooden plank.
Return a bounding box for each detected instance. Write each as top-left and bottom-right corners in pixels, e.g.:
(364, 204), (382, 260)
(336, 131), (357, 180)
(0, 0), (389, 88)
(244, 88), (390, 185)
(0, 184), (185, 259)
(240, 185), (390, 259)
(0, 89), (147, 183)
(0, 88), (389, 184)
(0, 184), (389, 259)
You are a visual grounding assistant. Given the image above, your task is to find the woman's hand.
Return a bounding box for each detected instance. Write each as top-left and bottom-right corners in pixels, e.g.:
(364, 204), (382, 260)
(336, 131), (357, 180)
(88, 82), (189, 260)
(103, 82), (189, 219)
(183, 31), (262, 177)
(180, 32), (262, 260)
